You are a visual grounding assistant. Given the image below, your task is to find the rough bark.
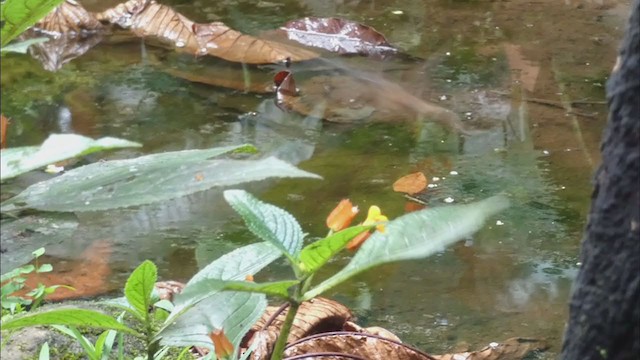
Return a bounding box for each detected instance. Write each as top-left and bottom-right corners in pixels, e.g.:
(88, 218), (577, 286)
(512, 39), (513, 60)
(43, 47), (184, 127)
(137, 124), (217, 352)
(561, 1), (640, 359)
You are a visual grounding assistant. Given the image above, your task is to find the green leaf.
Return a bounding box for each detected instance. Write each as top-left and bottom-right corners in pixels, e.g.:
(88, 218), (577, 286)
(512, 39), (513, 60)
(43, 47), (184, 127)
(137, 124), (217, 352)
(1, 37), (48, 53)
(124, 260), (157, 319)
(1, 151), (321, 213)
(0, 0), (65, 47)
(1, 265), (35, 282)
(224, 190), (305, 260)
(38, 342), (50, 360)
(1, 309), (139, 335)
(180, 279), (298, 300)
(0, 134), (142, 181)
(32, 247), (45, 258)
(169, 242), (281, 323)
(37, 264), (53, 273)
(159, 242), (282, 347)
(303, 196), (510, 300)
(159, 291), (266, 351)
(298, 225), (372, 274)
(53, 325), (97, 360)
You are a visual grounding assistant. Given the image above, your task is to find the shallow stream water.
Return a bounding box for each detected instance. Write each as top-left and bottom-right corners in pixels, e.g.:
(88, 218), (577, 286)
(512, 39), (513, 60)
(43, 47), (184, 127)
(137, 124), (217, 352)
(0, 0), (631, 357)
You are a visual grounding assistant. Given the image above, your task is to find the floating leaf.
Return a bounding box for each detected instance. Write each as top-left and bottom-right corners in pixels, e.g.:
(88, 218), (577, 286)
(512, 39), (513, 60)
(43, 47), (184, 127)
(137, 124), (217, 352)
(0, 133), (142, 181)
(0, 0), (65, 47)
(1, 148), (321, 212)
(280, 17), (397, 55)
(304, 196), (510, 299)
(96, 0), (318, 64)
(393, 172), (428, 195)
(19, 29), (105, 71)
(223, 189), (305, 260)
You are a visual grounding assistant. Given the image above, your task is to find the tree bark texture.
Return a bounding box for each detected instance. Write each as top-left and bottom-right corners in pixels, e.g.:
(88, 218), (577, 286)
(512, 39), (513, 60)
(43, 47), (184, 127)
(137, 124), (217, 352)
(561, 1), (640, 359)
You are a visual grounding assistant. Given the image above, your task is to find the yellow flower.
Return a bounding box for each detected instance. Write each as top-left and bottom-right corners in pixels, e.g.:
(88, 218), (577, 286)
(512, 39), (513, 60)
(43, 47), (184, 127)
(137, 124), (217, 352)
(346, 206), (388, 251)
(326, 199), (359, 232)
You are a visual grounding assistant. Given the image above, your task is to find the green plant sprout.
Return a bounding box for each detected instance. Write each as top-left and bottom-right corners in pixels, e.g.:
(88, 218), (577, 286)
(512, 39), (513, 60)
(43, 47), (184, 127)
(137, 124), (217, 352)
(1, 190), (508, 359)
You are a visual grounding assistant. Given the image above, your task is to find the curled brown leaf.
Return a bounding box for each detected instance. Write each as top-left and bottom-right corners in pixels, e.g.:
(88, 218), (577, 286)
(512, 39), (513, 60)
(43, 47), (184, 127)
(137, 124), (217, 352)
(34, 0), (104, 35)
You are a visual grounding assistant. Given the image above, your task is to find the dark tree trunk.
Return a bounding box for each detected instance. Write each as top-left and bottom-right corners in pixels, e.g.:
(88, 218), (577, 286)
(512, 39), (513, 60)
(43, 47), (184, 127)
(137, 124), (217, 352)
(561, 1), (640, 359)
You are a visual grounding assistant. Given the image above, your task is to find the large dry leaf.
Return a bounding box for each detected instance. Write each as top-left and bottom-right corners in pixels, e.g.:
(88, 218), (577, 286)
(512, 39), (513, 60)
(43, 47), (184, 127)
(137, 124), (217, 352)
(432, 338), (549, 360)
(393, 172), (428, 195)
(283, 332), (436, 360)
(96, 0), (318, 64)
(20, 29), (104, 71)
(242, 297), (352, 359)
(280, 17), (397, 56)
(34, 0), (103, 35)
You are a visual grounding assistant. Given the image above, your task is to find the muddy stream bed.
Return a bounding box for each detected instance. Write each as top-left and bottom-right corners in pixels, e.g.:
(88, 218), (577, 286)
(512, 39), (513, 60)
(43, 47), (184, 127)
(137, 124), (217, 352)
(0, 0), (631, 357)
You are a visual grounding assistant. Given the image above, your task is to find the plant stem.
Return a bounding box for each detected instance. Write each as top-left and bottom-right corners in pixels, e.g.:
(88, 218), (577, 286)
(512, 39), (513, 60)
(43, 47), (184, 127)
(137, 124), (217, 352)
(270, 300), (300, 360)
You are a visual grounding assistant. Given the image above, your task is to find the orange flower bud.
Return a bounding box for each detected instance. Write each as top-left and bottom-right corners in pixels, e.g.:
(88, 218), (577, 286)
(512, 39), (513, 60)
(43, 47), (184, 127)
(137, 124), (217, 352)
(326, 199), (359, 232)
(210, 329), (234, 359)
(245, 274), (254, 282)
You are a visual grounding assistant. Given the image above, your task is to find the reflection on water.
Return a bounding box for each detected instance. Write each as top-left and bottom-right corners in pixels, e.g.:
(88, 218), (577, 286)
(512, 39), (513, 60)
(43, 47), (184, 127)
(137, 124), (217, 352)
(0, 0), (628, 356)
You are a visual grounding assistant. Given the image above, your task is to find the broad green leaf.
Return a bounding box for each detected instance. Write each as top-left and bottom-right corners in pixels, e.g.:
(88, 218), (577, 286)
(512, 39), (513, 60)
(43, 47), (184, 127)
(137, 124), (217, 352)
(0, 134), (142, 181)
(224, 190), (305, 260)
(1, 37), (48, 53)
(32, 247), (45, 258)
(160, 291), (266, 351)
(303, 196), (510, 300)
(169, 242), (281, 323)
(1, 152), (321, 212)
(124, 260), (157, 318)
(1, 265), (35, 282)
(1, 308), (139, 335)
(180, 279), (298, 300)
(298, 225), (372, 274)
(0, 0), (65, 47)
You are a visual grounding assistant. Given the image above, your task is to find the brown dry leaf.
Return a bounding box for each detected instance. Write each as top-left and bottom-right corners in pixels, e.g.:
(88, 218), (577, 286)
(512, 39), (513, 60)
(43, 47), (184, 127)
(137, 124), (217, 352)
(283, 332), (436, 360)
(1, 114), (9, 149)
(193, 23), (318, 64)
(20, 29), (104, 71)
(343, 321), (402, 343)
(432, 337), (549, 360)
(96, 0), (318, 64)
(163, 66), (273, 93)
(154, 280), (184, 302)
(279, 17), (397, 56)
(34, 0), (104, 35)
(393, 172), (428, 195)
(243, 298), (352, 359)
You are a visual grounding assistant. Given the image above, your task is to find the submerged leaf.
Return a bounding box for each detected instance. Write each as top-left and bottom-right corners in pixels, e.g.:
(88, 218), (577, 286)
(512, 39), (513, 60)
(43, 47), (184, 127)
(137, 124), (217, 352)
(304, 196), (510, 299)
(0, 37), (48, 53)
(0, 133), (141, 181)
(1, 148), (321, 212)
(280, 17), (397, 56)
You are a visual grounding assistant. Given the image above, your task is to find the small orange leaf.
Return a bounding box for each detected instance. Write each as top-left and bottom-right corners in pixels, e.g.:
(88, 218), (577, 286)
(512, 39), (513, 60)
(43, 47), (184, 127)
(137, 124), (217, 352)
(346, 231), (371, 251)
(326, 199), (359, 232)
(210, 329), (234, 359)
(393, 172), (427, 195)
(404, 201), (426, 213)
(1, 114), (10, 149)
(245, 274), (254, 282)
